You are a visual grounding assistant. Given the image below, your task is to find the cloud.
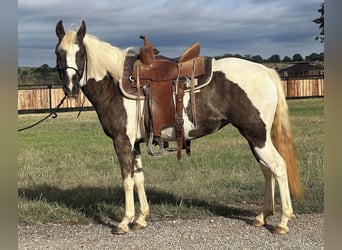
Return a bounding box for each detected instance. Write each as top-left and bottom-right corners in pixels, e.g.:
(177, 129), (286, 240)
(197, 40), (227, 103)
(18, 0), (323, 66)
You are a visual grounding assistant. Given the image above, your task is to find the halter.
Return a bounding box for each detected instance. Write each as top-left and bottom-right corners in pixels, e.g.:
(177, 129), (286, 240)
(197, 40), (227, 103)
(57, 51), (88, 85)
(57, 66), (83, 80)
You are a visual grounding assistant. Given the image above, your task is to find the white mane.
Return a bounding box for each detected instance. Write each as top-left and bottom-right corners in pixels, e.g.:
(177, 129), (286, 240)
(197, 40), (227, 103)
(60, 30), (131, 82)
(83, 34), (132, 81)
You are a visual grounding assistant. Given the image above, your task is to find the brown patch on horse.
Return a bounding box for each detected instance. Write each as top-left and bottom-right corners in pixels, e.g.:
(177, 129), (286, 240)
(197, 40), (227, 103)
(81, 75), (134, 178)
(188, 71), (266, 148)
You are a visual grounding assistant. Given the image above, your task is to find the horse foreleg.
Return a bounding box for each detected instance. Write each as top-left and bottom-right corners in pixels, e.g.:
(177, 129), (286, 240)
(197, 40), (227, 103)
(115, 141), (149, 234)
(114, 138), (136, 235)
(132, 153), (150, 230)
(252, 164), (275, 227)
(116, 174), (135, 235)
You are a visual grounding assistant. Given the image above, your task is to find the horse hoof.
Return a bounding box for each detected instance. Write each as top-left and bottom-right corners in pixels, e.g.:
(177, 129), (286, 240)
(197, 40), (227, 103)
(251, 219), (264, 227)
(115, 226), (129, 235)
(132, 222), (146, 231)
(273, 226), (289, 235)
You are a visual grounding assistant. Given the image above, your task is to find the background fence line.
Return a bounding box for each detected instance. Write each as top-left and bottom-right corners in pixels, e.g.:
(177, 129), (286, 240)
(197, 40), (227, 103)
(18, 78), (324, 114)
(18, 84), (93, 114)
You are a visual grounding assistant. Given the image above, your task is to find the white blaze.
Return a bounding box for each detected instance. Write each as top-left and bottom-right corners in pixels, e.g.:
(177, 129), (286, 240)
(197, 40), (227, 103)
(65, 44), (80, 88)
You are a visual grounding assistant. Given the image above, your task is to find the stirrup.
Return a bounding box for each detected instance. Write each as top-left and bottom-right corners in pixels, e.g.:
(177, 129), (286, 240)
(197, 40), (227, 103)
(147, 132), (164, 156)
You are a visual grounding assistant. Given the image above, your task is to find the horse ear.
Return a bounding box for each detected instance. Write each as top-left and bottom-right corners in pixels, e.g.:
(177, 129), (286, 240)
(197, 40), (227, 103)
(77, 20), (86, 42)
(55, 20), (65, 41)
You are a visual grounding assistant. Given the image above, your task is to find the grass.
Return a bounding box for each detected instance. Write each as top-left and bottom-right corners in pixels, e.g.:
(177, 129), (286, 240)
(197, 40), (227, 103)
(18, 98), (324, 225)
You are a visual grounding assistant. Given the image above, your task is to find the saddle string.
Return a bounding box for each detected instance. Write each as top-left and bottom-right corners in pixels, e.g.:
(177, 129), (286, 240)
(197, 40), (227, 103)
(135, 64), (142, 140)
(190, 59), (198, 128)
(175, 63), (184, 159)
(175, 63), (181, 95)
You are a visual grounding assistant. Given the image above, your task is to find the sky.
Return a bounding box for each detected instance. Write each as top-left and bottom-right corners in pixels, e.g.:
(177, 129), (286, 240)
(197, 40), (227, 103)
(18, 0), (324, 67)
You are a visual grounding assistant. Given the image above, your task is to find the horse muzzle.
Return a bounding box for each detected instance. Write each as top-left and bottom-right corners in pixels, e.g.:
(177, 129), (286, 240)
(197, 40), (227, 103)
(63, 83), (80, 99)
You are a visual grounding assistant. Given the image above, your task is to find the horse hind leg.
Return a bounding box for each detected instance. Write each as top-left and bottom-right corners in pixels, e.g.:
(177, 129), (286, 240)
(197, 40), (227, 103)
(252, 139), (295, 234)
(251, 163), (275, 227)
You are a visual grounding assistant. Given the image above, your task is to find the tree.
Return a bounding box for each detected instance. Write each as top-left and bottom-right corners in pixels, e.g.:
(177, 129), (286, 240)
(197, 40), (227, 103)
(251, 55), (264, 63)
(292, 53), (303, 62)
(18, 68), (34, 84)
(266, 54), (281, 63)
(282, 56), (292, 62)
(313, 3), (324, 43)
(305, 53), (321, 62)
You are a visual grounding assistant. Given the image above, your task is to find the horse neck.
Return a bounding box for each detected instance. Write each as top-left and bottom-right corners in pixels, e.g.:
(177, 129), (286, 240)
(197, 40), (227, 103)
(82, 75), (123, 114)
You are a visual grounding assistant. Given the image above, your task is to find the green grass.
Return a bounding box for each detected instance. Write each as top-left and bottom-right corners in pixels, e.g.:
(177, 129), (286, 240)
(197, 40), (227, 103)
(18, 98), (324, 225)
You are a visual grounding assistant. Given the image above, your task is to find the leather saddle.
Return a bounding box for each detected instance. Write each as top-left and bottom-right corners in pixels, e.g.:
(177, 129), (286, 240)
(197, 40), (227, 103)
(120, 36), (213, 159)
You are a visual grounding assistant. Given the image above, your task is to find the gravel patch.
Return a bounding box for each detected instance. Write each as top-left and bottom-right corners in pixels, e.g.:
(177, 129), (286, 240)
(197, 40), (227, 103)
(18, 213), (323, 249)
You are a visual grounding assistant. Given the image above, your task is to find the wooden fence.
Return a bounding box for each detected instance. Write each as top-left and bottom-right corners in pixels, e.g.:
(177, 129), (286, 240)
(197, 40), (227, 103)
(18, 84), (93, 114)
(18, 78), (324, 113)
(281, 78), (324, 98)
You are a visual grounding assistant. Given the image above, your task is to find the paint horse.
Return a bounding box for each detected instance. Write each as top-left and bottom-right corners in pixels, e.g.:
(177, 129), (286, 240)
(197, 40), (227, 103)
(55, 20), (302, 235)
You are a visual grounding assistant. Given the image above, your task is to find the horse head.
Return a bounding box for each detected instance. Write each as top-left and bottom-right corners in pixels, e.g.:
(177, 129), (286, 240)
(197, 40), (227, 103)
(55, 20), (87, 98)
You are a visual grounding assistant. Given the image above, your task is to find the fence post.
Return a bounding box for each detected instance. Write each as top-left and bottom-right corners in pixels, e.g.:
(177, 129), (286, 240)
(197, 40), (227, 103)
(48, 84), (52, 112)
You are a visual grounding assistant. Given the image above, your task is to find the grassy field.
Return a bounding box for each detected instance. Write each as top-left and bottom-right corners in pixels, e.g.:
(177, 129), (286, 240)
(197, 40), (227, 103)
(18, 98), (324, 225)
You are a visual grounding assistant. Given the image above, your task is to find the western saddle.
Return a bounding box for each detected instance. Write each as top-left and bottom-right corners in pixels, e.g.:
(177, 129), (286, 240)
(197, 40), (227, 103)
(122, 35), (212, 159)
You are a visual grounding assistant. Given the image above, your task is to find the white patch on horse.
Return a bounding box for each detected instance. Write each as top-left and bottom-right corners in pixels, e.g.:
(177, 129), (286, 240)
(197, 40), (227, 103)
(159, 92), (196, 140)
(123, 98), (145, 148)
(66, 44), (80, 88)
(213, 58), (278, 129)
(183, 93), (198, 139)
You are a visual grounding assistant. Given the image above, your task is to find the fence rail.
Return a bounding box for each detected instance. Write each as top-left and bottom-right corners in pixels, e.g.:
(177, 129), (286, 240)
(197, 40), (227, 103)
(18, 78), (324, 113)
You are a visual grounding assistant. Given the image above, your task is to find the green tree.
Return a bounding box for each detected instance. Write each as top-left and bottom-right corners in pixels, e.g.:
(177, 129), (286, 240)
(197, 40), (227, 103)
(18, 68), (34, 85)
(266, 54), (281, 63)
(251, 55), (264, 63)
(282, 56), (292, 62)
(292, 53), (303, 62)
(35, 64), (51, 75)
(313, 3), (324, 43)
(305, 53), (321, 62)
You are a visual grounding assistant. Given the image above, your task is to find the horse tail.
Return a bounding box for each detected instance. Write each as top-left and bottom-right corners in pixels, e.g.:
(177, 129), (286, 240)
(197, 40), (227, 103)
(268, 69), (303, 200)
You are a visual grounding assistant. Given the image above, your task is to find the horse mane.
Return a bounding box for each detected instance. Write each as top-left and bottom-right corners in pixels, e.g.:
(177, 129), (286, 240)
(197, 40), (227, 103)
(60, 30), (131, 82)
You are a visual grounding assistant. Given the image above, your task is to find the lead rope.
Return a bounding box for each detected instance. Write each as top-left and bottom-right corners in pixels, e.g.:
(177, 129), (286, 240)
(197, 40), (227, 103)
(18, 96), (66, 132)
(77, 94), (86, 118)
(19, 54), (89, 132)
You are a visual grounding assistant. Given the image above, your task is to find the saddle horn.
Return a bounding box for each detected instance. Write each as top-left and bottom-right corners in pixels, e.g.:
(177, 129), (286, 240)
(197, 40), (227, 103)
(139, 35), (155, 65)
